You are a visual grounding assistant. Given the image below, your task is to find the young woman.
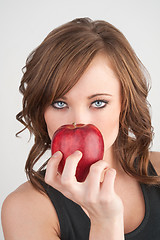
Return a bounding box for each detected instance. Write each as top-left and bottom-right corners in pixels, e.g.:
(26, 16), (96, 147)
(1, 17), (160, 240)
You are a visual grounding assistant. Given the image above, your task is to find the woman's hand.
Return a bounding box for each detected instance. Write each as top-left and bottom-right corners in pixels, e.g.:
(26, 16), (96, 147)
(45, 150), (124, 239)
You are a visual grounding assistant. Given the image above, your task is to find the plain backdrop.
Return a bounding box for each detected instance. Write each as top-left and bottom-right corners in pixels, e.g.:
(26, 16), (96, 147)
(0, 0), (160, 238)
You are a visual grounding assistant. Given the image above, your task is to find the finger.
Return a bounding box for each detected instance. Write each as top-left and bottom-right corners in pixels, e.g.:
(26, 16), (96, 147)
(101, 168), (116, 194)
(45, 151), (63, 186)
(85, 160), (108, 196)
(100, 167), (110, 183)
(61, 150), (82, 184)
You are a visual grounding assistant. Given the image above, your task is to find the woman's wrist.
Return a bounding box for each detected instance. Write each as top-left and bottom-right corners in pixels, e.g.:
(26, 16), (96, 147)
(89, 214), (124, 240)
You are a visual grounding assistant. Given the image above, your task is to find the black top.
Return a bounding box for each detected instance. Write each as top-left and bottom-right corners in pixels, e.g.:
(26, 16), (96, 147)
(40, 163), (160, 240)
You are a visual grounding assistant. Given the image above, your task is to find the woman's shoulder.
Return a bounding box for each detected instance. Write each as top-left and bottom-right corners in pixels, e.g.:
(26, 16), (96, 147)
(1, 181), (60, 240)
(150, 151), (160, 175)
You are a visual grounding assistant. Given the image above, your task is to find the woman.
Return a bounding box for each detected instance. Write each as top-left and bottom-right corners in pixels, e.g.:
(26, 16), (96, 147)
(1, 17), (160, 240)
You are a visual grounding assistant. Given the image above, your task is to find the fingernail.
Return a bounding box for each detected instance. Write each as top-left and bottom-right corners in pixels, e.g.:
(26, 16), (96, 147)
(52, 151), (61, 158)
(75, 150), (82, 156)
(110, 168), (116, 175)
(107, 168), (116, 176)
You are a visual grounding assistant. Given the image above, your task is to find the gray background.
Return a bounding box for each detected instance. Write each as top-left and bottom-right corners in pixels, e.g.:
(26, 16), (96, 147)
(0, 0), (160, 238)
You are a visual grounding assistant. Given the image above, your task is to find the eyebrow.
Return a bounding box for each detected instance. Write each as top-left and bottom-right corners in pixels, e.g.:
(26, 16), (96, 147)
(88, 93), (112, 99)
(59, 93), (112, 101)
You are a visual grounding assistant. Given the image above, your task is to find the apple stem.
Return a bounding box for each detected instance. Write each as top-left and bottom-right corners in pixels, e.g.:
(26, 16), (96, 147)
(72, 122), (76, 127)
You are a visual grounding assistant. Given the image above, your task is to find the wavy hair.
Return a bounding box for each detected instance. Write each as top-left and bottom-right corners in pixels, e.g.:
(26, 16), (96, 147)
(16, 17), (159, 192)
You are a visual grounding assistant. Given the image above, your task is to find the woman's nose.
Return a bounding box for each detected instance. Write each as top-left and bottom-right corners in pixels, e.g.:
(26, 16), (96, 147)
(70, 109), (90, 125)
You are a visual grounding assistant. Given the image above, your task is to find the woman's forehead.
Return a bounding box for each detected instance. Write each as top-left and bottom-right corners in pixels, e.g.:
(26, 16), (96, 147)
(58, 55), (121, 102)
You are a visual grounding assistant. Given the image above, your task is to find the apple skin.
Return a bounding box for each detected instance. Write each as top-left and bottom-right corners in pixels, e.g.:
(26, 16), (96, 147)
(51, 123), (104, 182)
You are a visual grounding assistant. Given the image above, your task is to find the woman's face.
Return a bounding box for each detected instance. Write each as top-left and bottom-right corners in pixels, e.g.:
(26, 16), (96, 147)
(44, 53), (121, 160)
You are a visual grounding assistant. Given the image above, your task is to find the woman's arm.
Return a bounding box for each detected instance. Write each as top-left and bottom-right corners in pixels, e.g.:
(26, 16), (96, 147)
(89, 215), (124, 240)
(1, 182), (61, 240)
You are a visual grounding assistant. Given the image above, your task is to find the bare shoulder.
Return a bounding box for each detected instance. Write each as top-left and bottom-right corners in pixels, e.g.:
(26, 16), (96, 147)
(150, 151), (160, 175)
(1, 181), (60, 240)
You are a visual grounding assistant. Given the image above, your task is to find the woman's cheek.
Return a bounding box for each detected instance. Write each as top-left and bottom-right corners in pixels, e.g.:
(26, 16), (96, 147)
(101, 116), (120, 152)
(44, 107), (60, 140)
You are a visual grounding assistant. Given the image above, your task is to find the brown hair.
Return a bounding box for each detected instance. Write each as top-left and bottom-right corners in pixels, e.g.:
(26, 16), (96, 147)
(16, 17), (159, 192)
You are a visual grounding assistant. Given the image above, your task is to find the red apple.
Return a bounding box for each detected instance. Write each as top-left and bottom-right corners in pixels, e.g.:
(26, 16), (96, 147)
(51, 123), (104, 182)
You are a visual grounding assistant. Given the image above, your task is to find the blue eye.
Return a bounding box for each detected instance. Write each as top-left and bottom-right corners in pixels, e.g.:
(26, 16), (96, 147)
(52, 101), (67, 109)
(91, 100), (108, 108)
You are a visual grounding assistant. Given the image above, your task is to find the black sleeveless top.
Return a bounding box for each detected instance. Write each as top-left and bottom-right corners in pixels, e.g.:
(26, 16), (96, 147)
(40, 163), (160, 240)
